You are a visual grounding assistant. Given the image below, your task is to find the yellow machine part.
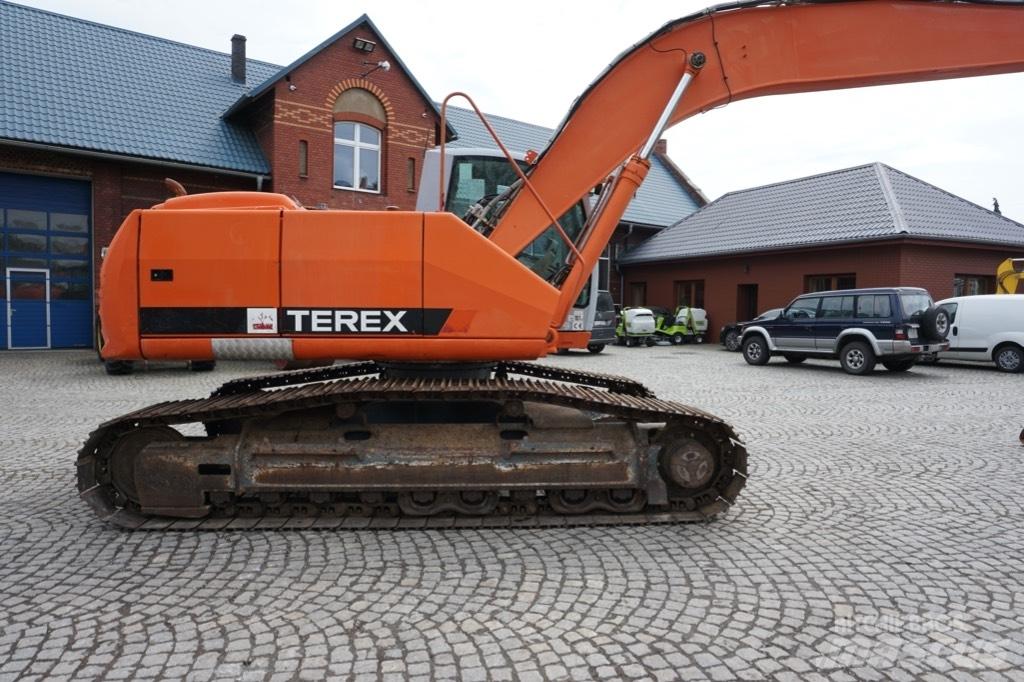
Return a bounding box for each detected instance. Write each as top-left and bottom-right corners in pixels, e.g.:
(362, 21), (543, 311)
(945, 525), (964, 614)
(996, 258), (1024, 294)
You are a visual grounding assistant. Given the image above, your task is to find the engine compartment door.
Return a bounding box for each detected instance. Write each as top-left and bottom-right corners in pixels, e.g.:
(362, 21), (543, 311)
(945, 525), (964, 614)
(137, 209), (280, 335)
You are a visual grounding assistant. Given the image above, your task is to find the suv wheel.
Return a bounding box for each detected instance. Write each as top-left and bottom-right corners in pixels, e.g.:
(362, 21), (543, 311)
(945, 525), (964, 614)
(742, 335), (770, 366)
(783, 354), (806, 364)
(882, 358), (916, 372)
(724, 330), (741, 352)
(920, 306), (951, 341)
(994, 344), (1024, 373)
(840, 341), (876, 375)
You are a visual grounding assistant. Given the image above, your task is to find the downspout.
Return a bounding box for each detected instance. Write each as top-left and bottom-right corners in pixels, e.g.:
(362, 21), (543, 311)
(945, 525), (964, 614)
(256, 175), (266, 192)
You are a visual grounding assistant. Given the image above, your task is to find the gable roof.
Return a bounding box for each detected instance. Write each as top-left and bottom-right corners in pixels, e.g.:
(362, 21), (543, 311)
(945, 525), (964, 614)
(442, 104), (705, 228)
(620, 162), (1024, 265)
(223, 13), (455, 141)
(0, 0), (278, 174)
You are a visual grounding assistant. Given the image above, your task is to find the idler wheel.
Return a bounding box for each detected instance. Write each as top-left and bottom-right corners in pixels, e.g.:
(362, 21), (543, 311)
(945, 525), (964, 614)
(106, 426), (183, 505)
(661, 437), (717, 491)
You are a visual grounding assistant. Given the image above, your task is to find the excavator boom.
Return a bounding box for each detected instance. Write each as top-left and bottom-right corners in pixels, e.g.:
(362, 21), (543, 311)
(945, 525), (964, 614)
(493, 0), (1024, 305)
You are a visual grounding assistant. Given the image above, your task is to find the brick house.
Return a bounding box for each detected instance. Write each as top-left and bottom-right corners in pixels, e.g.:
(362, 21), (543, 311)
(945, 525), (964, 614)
(0, 1), (704, 350)
(619, 163), (1024, 335)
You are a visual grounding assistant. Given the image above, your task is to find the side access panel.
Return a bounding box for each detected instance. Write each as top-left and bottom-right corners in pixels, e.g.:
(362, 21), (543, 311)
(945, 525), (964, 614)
(422, 212), (558, 341)
(281, 211), (426, 359)
(137, 209), (281, 358)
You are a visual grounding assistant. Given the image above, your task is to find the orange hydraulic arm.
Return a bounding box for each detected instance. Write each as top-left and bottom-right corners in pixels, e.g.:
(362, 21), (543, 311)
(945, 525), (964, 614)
(490, 0), (1024, 325)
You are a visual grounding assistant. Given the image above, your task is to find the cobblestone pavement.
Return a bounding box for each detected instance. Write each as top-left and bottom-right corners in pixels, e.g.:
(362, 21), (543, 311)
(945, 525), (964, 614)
(1, 347), (1022, 681)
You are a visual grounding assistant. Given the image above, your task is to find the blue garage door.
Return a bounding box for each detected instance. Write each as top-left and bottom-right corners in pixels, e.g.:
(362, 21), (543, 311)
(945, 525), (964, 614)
(0, 172), (92, 350)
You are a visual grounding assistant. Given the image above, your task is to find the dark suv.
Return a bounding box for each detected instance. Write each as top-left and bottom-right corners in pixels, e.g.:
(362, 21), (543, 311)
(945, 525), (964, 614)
(740, 287), (950, 375)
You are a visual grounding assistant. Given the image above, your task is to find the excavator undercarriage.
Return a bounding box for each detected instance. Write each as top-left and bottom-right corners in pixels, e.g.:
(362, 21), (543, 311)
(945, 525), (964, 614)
(78, 363), (747, 529)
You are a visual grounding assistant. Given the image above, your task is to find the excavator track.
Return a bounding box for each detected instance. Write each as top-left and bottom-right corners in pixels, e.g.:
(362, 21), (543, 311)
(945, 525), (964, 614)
(77, 363), (747, 530)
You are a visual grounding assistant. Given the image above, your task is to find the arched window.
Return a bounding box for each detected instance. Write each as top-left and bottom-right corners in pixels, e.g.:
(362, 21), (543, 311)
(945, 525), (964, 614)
(333, 88), (386, 193)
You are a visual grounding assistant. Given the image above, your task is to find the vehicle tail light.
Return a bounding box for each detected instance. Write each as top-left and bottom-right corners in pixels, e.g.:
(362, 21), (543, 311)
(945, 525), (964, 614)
(894, 326), (908, 340)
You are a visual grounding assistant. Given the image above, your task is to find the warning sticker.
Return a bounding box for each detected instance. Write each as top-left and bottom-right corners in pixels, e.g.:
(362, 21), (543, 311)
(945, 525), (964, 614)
(246, 308), (278, 334)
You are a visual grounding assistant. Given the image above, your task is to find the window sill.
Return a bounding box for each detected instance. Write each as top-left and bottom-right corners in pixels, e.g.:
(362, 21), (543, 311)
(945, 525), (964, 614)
(333, 185), (381, 195)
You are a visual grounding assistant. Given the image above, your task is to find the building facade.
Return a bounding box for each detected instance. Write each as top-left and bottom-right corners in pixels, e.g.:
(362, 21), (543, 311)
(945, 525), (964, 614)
(620, 163), (1024, 333)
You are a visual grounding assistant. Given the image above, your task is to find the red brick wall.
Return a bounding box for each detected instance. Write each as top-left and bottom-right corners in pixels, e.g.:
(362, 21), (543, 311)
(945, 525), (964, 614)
(257, 21), (440, 210)
(899, 241), (1012, 300)
(619, 239), (1020, 332)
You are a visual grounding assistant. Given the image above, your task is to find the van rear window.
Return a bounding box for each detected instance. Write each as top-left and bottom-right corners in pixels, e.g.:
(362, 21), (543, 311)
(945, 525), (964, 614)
(900, 293), (933, 318)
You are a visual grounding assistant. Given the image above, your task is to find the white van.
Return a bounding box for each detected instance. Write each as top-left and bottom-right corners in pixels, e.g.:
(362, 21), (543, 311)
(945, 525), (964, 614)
(930, 295), (1024, 372)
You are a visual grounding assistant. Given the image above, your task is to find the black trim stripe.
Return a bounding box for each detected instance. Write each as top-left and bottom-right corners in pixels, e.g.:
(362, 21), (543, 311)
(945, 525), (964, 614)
(140, 307), (247, 334)
(138, 307), (452, 336)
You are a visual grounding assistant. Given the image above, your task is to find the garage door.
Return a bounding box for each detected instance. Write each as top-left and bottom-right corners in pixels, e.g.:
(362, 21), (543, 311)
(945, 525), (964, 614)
(0, 172), (92, 350)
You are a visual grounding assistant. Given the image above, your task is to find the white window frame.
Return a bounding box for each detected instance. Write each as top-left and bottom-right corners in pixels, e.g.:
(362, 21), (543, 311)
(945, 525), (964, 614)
(333, 122), (381, 194)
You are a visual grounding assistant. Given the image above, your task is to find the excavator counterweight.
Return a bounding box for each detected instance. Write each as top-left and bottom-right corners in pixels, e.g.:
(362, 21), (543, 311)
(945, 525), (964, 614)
(80, 0), (1024, 528)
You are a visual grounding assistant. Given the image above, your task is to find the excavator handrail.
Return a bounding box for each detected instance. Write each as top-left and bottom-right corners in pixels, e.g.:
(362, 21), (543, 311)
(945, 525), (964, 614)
(437, 92), (583, 264)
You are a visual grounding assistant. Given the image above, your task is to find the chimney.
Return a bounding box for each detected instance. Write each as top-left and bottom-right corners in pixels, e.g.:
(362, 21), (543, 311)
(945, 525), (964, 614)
(993, 197), (1002, 215)
(654, 138), (668, 155)
(231, 34), (246, 83)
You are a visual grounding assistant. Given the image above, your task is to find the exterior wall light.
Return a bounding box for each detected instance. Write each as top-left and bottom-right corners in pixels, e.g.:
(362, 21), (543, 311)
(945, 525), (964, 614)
(353, 38), (376, 53)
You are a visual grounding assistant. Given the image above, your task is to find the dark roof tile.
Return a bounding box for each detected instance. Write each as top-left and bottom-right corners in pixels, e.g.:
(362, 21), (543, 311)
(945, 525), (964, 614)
(620, 163), (1024, 264)
(3, 1), (277, 173)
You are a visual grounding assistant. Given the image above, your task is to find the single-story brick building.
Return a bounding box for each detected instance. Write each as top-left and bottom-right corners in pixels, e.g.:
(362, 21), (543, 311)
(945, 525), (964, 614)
(0, 1), (703, 350)
(619, 162), (1024, 332)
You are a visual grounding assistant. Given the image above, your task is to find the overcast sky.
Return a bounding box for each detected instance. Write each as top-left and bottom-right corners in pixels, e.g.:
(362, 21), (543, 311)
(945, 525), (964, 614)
(18, 0), (1024, 222)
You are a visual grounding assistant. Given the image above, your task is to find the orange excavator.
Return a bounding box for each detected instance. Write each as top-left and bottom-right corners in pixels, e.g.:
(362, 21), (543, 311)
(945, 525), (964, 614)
(81, 0), (1024, 528)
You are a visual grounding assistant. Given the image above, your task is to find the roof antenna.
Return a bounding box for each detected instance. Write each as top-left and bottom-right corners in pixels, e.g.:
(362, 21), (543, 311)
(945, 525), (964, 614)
(993, 197), (1001, 215)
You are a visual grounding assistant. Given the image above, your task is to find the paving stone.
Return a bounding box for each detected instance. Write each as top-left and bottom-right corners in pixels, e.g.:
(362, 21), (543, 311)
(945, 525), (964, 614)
(0, 349), (1020, 680)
